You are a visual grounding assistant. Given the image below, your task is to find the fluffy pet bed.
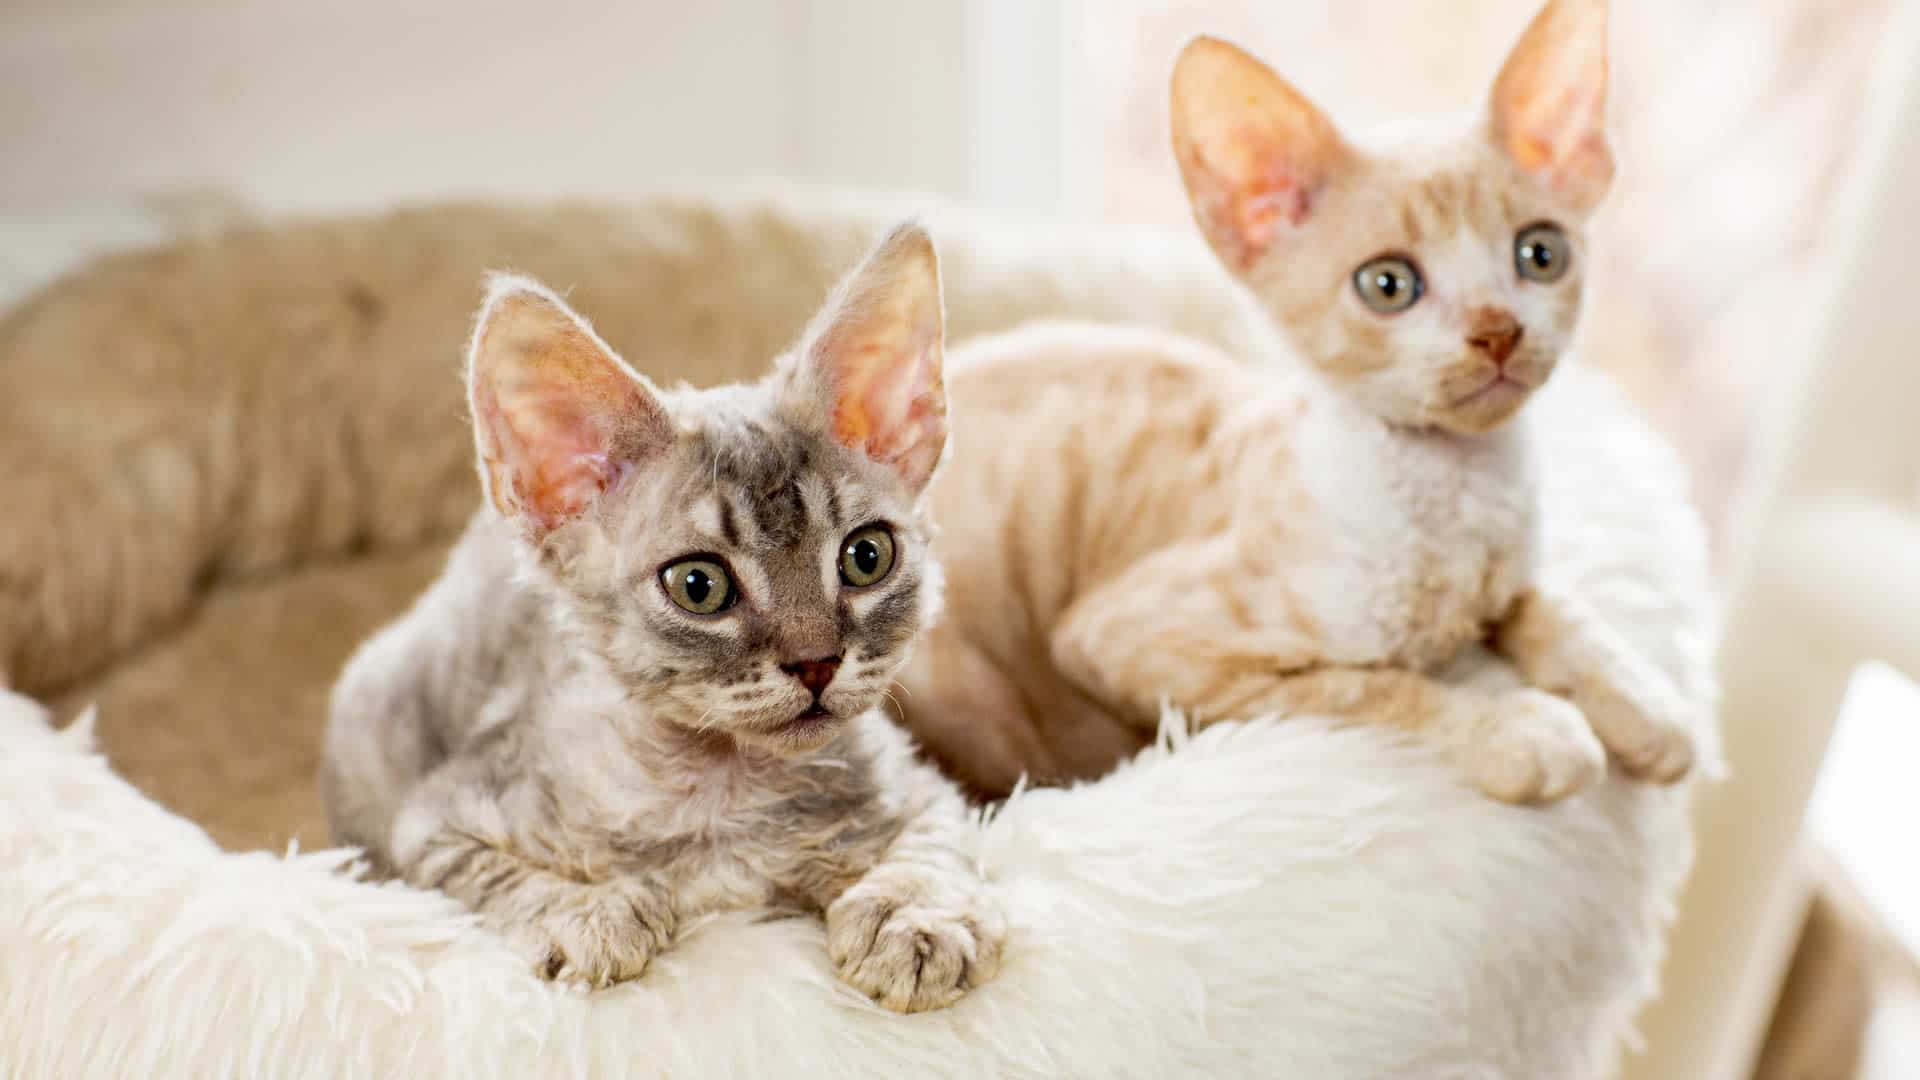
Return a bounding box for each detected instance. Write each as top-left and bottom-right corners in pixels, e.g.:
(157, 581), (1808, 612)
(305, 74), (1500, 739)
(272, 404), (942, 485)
(0, 196), (1717, 1078)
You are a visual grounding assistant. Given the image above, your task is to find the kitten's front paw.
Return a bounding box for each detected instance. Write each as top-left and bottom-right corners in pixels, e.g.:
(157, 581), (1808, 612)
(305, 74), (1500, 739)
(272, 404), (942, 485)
(506, 883), (671, 989)
(826, 867), (1005, 1013)
(1580, 677), (1696, 784)
(1465, 689), (1607, 805)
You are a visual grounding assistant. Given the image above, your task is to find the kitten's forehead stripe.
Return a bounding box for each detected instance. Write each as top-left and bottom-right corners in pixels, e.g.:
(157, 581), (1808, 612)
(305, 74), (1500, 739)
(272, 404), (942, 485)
(686, 422), (836, 551)
(825, 480), (843, 528)
(748, 482), (810, 549)
(1397, 200), (1425, 247)
(1498, 188), (1521, 226)
(1386, 165), (1519, 257)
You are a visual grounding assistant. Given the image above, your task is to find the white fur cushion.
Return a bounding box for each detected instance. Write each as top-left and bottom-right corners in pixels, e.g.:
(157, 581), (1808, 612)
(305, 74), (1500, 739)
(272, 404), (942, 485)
(0, 367), (1716, 1079)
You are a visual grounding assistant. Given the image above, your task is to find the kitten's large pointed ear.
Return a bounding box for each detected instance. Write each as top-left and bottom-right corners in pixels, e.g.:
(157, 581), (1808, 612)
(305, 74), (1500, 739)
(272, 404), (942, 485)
(794, 224), (948, 494)
(1171, 36), (1351, 274)
(1489, 0), (1614, 211)
(467, 275), (671, 537)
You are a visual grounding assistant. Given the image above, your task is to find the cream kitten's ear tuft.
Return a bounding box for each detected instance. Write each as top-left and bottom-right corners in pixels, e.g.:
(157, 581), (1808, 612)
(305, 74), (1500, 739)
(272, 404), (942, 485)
(1171, 36), (1350, 274)
(1490, 0), (1614, 211)
(466, 275), (671, 536)
(797, 223), (949, 493)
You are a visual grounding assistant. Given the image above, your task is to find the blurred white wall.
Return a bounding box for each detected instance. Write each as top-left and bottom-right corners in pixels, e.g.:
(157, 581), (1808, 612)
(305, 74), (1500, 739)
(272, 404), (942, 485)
(1, 0), (1067, 216)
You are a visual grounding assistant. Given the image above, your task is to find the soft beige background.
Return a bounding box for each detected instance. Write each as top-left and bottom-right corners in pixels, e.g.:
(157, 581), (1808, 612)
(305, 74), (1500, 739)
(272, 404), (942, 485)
(1, 1), (1065, 214)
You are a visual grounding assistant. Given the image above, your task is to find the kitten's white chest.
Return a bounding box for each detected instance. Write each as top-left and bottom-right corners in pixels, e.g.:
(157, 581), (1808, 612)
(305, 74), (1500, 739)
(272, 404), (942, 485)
(1287, 402), (1538, 667)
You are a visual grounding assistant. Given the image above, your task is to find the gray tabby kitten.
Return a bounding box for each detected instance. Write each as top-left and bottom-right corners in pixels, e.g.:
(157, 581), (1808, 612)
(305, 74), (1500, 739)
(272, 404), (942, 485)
(321, 225), (1003, 1011)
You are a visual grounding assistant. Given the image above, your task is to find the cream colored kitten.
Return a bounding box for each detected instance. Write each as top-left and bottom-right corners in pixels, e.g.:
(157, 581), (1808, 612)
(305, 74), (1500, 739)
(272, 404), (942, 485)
(896, 0), (1696, 804)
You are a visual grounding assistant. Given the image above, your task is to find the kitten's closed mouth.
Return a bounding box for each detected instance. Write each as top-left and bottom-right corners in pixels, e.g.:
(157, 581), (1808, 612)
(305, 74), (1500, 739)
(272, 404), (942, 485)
(772, 705), (839, 739)
(1451, 374), (1530, 409)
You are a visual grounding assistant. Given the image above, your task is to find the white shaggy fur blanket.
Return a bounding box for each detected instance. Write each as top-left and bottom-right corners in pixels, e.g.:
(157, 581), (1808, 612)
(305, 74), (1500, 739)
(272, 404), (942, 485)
(0, 369), (1717, 1079)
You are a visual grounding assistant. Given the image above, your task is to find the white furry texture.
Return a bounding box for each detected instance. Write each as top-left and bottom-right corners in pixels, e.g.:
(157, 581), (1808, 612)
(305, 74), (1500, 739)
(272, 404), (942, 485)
(0, 367), (1715, 1079)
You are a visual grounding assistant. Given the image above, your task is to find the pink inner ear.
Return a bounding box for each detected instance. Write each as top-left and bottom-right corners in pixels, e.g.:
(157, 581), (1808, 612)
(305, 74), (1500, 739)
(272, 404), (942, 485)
(1492, 0), (1611, 206)
(477, 373), (630, 532)
(1506, 84), (1604, 169)
(810, 224), (949, 489)
(1186, 142), (1318, 272)
(1171, 39), (1342, 274)
(830, 330), (946, 479)
(471, 292), (663, 534)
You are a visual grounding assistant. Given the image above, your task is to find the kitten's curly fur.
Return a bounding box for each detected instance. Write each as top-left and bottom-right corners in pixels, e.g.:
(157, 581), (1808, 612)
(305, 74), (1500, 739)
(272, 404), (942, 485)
(896, 0), (1696, 805)
(322, 225), (1002, 1009)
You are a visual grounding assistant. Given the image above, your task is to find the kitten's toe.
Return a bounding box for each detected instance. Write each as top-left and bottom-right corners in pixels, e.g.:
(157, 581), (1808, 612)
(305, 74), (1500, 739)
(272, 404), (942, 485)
(1467, 689), (1606, 805)
(1606, 715), (1694, 783)
(827, 871), (1004, 1013)
(509, 885), (667, 989)
(1583, 683), (1697, 784)
(1634, 729), (1696, 784)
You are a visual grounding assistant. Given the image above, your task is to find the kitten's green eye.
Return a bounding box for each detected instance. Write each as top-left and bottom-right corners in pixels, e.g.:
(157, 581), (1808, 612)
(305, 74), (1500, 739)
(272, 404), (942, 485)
(660, 558), (735, 615)
(1352, 255), (1424, 314)
(839, 525), (896, 588)
(1515, 223), (1571, 283)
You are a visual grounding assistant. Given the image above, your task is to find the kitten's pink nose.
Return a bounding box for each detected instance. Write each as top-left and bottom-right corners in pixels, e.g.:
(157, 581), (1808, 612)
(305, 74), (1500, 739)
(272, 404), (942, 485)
(1466, 308), (1524, 367)
(782, 656), (842, 697)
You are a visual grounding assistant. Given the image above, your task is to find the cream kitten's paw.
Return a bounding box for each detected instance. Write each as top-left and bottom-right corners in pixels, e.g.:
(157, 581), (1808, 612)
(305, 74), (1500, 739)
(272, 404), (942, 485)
(1578, 676), (1696, 784)
(826, 866), (1005, 1013)
(506, 883), (671, 989)
(1465, 689), (1607, 805)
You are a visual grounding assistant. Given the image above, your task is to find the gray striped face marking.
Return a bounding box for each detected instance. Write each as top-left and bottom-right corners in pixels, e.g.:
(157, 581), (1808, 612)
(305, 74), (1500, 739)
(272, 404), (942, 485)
(473, 225), (950, 754)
